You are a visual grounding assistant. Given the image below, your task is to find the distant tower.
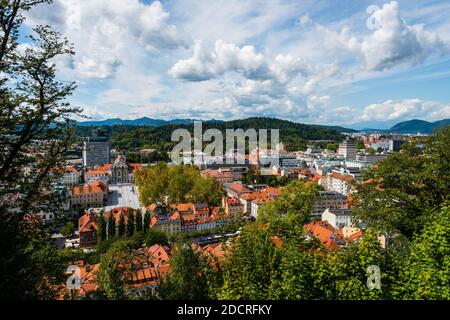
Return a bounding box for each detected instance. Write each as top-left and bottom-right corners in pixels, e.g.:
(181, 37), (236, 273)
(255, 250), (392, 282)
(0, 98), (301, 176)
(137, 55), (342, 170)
(83, 129), (110, 168)
(338, 138), (356, 160)
(255, 146), (261, 167)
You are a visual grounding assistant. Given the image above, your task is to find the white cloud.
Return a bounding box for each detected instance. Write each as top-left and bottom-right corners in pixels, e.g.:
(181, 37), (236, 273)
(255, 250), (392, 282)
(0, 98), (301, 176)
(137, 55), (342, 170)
(361, 1), (447, 71)
(303, 1), (447, 72)
(300, 99), (450, 126)
(169, 39), (318, 115)
(169, 40), (274, 82)
(297, 15), (312, 27)
(169, 2), (445, 125)
(308, 95), (331, 107)
(170, 40), (312, 84)
(271, 54), (310, 84)
(171, 0), (304, 45)
(360, 99), (450, 122)
(98, 73), (163, 107)
(26, 0), (185, 79)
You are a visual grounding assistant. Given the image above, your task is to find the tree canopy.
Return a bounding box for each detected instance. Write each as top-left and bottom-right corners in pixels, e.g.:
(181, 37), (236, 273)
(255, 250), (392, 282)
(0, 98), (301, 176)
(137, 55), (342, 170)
(0, 0), (81, 299)
(352, 127), (450, 238)
(257, 180), (321, 235)
(135, 163), (224, 206)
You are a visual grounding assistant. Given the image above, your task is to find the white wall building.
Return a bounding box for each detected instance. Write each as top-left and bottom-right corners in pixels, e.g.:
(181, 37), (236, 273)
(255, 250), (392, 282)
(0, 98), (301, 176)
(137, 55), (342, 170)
(322, 208), (353, 229)
(326, 172), (354, 196)
(61, 166), (82, 186)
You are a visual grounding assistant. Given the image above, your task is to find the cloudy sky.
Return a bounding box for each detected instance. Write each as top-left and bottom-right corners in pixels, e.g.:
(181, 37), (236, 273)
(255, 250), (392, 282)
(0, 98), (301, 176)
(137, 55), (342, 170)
(22, 0), (450, 128)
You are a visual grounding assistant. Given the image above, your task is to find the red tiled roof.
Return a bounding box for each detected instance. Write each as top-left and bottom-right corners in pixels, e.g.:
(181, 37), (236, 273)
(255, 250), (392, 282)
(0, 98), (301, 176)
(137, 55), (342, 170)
(64, 166), (79, 173)
(72, 180), (107, 196)
(329, 172), (353, 182)
(202, 169), (233, 179)
(169, 211), (181, 221)
(309, 174), (322, 183)
(224, 197), (243, 206)
(97, 164), (112, 170)
(78, 263), (100, 295)
(241, 189), (279, 205)
(156, 264), (171, 277)
(304, 221), (342, 251)
(263, 186), (282, 196)
(85, 168), (108, 175)
(227, 183), (251, 194)
(79, 211), (98, 233)
(347, 231), (363, 241)
(150, 215), (159, 227)
(171, 203), (194, 212)
(144, 244), (171, 265)
(192, 242), (226, 264)
(129, 163), (143, 174)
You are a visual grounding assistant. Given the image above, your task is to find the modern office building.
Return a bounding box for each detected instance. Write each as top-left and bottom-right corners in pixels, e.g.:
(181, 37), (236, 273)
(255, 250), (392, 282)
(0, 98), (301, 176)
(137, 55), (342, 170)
(370, 141), (390, 151)
(310, 191), (348, 217)
(356, 154), (388, 164)
(83, 129), (110, 168)
(389, 139), (405, 152)
(338, 139), (356, 160)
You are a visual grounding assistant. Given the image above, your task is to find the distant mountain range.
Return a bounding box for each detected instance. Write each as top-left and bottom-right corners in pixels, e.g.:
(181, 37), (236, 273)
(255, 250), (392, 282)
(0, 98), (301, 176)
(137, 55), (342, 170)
(388, 119), (450, 134)
(362, 119), (450, 134)
(76, 116), (450, 134)
(77, 117), (194, 127)
(76, 117), (356, 133)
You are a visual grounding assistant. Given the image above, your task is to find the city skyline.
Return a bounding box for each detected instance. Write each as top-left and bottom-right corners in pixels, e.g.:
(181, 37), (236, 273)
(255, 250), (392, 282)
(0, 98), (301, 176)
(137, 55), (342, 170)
(19, 0), (450, 127)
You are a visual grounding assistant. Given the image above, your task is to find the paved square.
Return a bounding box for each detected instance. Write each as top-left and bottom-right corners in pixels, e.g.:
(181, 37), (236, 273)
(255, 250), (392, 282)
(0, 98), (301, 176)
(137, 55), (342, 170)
(105, 184), (142, 210)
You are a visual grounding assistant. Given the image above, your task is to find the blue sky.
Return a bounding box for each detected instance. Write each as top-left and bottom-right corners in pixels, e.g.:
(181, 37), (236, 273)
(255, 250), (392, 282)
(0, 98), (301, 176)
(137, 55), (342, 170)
(22, 0), (450, 128)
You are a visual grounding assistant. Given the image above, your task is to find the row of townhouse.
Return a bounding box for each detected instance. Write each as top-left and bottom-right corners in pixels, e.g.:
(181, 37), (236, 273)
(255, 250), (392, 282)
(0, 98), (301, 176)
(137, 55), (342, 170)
(148, 203), (230, 235)
(224, 182), (282, 218)
(224, 182), (350, 219)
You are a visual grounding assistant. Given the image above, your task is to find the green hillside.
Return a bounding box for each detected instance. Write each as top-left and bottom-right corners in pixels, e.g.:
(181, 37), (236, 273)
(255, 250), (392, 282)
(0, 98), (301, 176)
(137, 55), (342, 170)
(74, 117), (345, 152)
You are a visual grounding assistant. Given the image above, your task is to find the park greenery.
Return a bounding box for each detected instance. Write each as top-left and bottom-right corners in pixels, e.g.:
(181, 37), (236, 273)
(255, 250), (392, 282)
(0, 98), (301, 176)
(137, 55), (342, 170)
(257, 180), (323, 235)
(135, 163), (225, 206)
(352, 126), (450, 238)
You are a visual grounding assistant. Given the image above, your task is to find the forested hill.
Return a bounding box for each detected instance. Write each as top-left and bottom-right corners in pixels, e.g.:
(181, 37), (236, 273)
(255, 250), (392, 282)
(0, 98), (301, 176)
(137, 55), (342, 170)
(388, 119), (450, 134)
(74, 117), (347, 152)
